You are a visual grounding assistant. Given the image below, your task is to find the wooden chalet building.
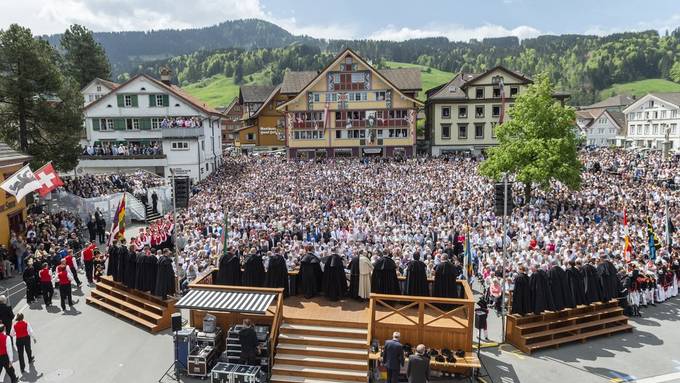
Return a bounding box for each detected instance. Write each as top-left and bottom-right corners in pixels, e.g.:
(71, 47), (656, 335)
(236, 85), (286, 154)
(217, 97), (243, 147)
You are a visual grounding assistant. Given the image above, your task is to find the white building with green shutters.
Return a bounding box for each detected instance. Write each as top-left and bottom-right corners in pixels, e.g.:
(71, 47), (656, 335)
(78, 72), (223, 182)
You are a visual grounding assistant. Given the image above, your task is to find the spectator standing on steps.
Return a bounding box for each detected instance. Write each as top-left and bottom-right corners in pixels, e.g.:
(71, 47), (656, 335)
(152, 190), (159, 213)
(11, 314), (35, 373)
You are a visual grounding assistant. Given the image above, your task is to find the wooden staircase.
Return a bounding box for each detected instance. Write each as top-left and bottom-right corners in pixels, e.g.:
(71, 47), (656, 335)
(506, 300), (633, 354)
(145, 203), (162, 223)
(271, 318), (369, 383)
(86, 276), (176, 333)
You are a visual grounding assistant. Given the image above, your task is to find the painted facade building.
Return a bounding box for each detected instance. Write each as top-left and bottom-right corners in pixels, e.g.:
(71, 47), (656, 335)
(236, 85), (286, 153)
(277, 49), (422, 159)
(79, 72), (222, 182)
(0, 142), (31, 246)
(622, 93), (680, 151)
(425, 66), (532, 156)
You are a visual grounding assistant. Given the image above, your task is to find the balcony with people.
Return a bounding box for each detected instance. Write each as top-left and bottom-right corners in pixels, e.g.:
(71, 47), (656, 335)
(80, 141), (165, 160)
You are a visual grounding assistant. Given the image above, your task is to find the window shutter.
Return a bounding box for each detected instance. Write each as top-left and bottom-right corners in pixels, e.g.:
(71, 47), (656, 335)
(131, 95), (139, 107)
(162, 95), (169, 107)
(113, 118), (125, 130)
(140, 118), (151, 130)
(92, 118), (100, 131)
(149, 95), (156, 107)
(117, 95), (124, 107)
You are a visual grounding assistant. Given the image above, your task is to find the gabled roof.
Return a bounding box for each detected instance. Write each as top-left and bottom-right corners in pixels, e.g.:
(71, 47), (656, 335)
(0, 141), (31, 165)
(83, 74), (220, 116)
(277, 48), (423, 110)
(377, 68), (421, 91)
(217, 97), (240, 115)
(280, 71), (318, 94)
(463, 65), (533, 86)
(606, 110), (626, 131)
(240, 85), (278, 104)
(581, 94), (636, 110)
(623, 92), (680, 114)
(248, 85), (281, 119)
(427, 65), (532, 103)
(81, 77), (119, 92)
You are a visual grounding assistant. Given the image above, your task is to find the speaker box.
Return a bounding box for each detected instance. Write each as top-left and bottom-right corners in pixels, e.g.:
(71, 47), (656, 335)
(172, 313), (182, 331)
(474, 310), (487, 330)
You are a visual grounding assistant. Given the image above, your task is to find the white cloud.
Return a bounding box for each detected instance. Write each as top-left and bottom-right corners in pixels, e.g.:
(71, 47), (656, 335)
(585, 13), (680, 36)
(368, 23), (541, 42)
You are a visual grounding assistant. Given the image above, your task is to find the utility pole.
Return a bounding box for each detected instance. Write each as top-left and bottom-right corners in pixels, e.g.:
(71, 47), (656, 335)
(500, 173), (509, 343)
(169, 168), (180, 286)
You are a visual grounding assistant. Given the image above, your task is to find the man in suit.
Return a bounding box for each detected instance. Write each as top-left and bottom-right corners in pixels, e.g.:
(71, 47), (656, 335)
(406, 344), (430, 383)
(383, 332), (404, 383)
(238, 319), (259, 366)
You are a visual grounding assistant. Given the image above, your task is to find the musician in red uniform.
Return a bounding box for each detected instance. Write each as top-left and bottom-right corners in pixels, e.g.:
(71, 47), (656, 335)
(0, 324), (17, 382)
(82, 240), (97, 285)
(38, 263), (53, 306)
(63, 249), (82, 288)
(11, 313), (35, 373)
(56, 262), (74, 311)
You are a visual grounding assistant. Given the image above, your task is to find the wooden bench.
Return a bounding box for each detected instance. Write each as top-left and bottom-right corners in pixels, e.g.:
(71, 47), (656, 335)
(527, 323), (633, 351)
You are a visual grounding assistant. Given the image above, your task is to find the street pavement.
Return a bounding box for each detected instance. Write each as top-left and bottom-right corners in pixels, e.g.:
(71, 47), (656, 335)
(0, 274), (678, 382)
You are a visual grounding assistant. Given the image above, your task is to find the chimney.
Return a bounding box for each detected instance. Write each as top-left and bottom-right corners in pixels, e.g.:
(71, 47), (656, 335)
(160, 67), (172, 85)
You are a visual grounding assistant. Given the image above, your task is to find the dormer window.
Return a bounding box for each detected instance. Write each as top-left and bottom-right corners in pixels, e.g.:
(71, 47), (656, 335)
(448, 86), (457, 93)
(475, 88), (484, 99)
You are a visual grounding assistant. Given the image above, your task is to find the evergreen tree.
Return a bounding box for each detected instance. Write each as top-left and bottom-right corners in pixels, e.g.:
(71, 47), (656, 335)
(234, 59), (244, 84)
(480, 74), (582, 200)
(670, 62), (680, 83)
(61, 24), (111, 88)
(0, 24), (83, 170)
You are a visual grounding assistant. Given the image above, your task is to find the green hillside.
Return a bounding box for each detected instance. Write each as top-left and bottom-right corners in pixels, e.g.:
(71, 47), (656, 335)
(184, 70), (271, 108)
(599, 79), (680, 100)
(383, 61), (455, 100)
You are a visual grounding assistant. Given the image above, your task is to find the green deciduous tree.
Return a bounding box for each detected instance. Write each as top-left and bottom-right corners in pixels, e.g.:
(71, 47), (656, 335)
(61, 24), (111, 88)
(0, 24), (83, 171)
(670, 61), (680, 83)
(480, 74), (582, 200)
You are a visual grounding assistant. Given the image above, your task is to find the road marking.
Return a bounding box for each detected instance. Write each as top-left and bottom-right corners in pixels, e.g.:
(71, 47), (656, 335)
(633, 372), (680, 383)
(498, 344), (525, 360)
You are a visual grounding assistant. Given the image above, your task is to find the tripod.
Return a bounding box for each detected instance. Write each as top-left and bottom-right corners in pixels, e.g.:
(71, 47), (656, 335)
(158, 330), (185, 382)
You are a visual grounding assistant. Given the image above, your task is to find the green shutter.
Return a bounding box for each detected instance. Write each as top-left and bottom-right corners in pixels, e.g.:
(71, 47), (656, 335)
(140, 118), (151, 130)
(131, 95), (139, 107)
(162, 94), (169, 107)
(92, 118), (100, 131)
(149, 95), (156, 107)
(117, 94), (124, 107)
(113, 118), (125, 130)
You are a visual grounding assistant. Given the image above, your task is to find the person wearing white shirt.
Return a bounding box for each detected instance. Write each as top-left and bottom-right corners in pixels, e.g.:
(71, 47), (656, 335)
(11, 314), (35, 373)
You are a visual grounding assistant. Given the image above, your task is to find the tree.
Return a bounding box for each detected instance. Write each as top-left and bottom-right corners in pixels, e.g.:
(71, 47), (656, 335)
(61, 24), (111, 88)
(480, 74), (582, 200)
(234, 59), (244, 84)
(0, 24), (83, 171)
(670, 61), (680, 83)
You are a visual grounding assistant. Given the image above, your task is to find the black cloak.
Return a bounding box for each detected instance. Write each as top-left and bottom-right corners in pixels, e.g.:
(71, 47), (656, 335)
(348, 256), (360, 299)
(511, 273), (532, 315)
(134, 252), (146, 290)
(115, 245), (128, 284)
(322, 254), (347, 301)
(548, 266), (573, 311)
(529, 269), (555, 315)
(216, 253), (242, 286)
(566, 266), (587, 307)
(137, 254), (158, 292)
(154, 255), (176, 299)
(265, 254), (289, 296)
(298, 253), (322, 299)
(405, 259), (429, 296)
(107, 245), (119, 279)
(582, 263), (602, 304)
(597, 260), (618, 302)
(242, 255), (265, 287)
(433, 261), (460, 298)
(371, 256), (401, 295)
(124, 248), (138, 289)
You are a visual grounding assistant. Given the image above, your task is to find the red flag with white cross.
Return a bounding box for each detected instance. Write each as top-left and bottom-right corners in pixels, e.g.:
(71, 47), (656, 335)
(34, 162), (64, 197)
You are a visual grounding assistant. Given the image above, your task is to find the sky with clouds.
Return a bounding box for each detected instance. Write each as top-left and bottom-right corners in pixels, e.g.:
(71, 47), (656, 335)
(1, 0), (679, 41)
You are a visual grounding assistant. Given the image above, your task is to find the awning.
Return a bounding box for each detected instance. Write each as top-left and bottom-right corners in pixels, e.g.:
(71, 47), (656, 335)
(363, 148), (383, 154)
(176, 289), (276, 315)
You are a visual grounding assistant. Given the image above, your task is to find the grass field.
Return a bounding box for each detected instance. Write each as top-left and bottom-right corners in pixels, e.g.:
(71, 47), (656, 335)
(184, 70), (271, 108)
(383, 61), (455, 100)
(599, 78), (680, 100)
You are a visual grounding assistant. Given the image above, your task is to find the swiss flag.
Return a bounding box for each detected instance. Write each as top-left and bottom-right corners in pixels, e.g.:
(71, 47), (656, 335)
(34, 162), (64, 197)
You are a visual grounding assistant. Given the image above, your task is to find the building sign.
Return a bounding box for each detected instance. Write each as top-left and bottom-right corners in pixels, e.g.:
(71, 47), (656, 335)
(260, 127), (278, 135)
(170, 167), (190, 175)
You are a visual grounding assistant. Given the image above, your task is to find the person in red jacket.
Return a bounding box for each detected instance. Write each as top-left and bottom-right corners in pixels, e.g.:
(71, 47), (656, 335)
(56, 263), (74, 311)
(11, 313), (35, 373)
(0, 325), (17, 382)
(63, 249), (82, 288)
(38, 263), (53, 307)
(82, 240), (97, 285)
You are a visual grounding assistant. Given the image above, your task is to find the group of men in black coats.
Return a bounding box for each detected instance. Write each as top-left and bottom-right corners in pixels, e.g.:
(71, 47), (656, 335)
(106, 239), (176, 299)
(512, 255), (621, 315)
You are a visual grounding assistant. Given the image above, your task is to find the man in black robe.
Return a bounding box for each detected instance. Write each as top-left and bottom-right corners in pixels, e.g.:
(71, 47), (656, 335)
(597, 255), (618, 302)
(154, 249), (176, 299)
(322, 253), (347, 301)
(242, 252), (265, 287)
(107, 240), (119, 280)
(548, 262), (573, 311)
(371, 254), (400, 295)
(134, 250), (146, 290)
(566, 260), (586, 307)
(511, 267), (532, 315)
(298, 252), (322, 299)
(124, 244), (138, 289)
(265, 251), (289, 296)
(404, 253), (428, 296)
(582, 258), (602, 304)
(529, 265), (555, 315)
(115, 240), (128, 284)
(433, 255), (460, 298)
(348, 256), (360, 299)
(216, 251), (242, 286)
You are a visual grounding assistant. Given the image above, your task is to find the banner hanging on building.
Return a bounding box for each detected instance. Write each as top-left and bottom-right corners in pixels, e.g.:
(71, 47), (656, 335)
(0, 164), (42, 202)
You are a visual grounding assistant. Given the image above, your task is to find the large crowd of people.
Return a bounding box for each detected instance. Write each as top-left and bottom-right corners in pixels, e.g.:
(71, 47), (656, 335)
(82, 142), (162, 157)
(60, 171), (165, 198)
